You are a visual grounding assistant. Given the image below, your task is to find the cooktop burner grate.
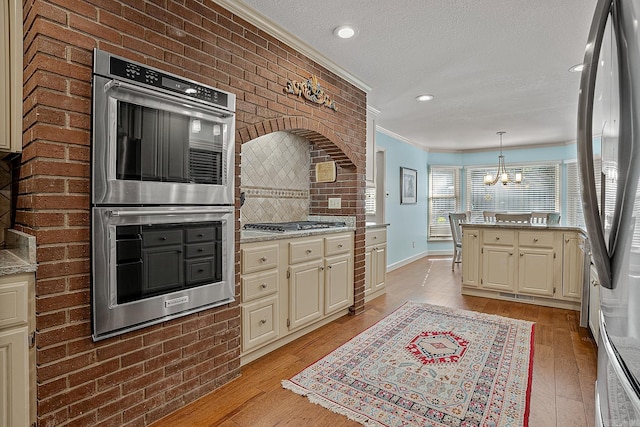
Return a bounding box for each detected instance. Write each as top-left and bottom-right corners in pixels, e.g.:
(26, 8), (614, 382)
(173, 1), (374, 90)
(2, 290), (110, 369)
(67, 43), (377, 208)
(243, 221), (347, 233)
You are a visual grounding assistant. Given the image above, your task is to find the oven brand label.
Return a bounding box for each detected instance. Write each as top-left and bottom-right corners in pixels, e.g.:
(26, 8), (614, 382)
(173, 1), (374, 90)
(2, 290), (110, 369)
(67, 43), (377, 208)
(165, 296), (189, 308)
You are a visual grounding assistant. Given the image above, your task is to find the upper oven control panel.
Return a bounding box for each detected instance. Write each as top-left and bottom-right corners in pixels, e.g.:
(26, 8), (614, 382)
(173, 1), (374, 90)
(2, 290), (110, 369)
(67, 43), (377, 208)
(92, 48), (235, 112)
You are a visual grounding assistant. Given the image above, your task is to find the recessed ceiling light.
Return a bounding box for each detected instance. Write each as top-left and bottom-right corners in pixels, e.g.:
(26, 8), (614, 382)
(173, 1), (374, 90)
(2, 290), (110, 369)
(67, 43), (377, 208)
(569, 63), (584, 73)
(416, 94), (434, 102)
(333, 25), (357, 39)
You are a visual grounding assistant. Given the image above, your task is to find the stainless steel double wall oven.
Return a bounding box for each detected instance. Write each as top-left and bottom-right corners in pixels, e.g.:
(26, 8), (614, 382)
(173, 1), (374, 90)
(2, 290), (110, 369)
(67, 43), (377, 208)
(91, 49), (236, 340)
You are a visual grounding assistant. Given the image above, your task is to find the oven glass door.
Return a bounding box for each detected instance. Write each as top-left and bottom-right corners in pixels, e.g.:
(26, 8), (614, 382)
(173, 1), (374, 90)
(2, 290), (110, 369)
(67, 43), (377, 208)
(91, 206), (234, 341)
(92, 75), (235, 205)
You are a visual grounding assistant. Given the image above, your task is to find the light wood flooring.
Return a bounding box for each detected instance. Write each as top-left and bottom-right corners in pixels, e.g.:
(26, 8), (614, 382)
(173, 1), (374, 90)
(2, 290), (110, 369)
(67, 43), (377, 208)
(152, 256), (598, 427)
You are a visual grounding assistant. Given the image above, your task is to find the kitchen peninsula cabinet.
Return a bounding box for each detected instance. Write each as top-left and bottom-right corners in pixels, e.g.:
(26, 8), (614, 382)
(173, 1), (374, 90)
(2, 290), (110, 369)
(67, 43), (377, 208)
(240, 231), (354, 364)
(0, 0), (22, 153)
(364, 227), (387, 301)
(461, 224), (587, 310)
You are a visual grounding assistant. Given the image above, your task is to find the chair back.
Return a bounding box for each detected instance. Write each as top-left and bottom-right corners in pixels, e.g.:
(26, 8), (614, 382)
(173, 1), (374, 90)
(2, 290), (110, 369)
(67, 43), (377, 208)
(448, 213), (468, 246)
(531, 212), (548, 224)
(546, 212), (561, 225)
(483, 211), (497, 223)
(495, 213), (532, 224)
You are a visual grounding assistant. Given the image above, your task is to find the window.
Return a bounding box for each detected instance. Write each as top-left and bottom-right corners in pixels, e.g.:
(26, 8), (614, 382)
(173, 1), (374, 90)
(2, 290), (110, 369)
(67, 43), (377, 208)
(428, 167), (461, 239)
(465, 163), (560, 223)
(566, 157), (602, 228)
(365, 186), (376, 215)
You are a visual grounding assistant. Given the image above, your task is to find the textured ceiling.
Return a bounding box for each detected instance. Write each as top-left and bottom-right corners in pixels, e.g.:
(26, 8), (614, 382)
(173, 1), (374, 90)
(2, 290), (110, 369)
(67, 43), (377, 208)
(236, 0), (598, 151)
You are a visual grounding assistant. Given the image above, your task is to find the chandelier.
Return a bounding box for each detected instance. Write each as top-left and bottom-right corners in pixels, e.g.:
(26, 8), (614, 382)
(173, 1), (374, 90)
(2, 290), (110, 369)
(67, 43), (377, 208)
(484, 131), (522, 185)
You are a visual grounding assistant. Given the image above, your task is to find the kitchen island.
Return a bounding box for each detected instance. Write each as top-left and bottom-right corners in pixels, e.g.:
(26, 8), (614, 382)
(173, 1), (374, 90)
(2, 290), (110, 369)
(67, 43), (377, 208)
(461, 223), (589, 311)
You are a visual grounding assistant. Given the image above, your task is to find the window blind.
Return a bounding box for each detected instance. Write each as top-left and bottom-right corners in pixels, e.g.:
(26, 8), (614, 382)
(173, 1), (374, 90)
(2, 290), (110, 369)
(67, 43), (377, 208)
(428, 167), (460, 239)
(465, 163), (559, 223)
(365, 186), (376, 215)
(566, 158), (601, 228)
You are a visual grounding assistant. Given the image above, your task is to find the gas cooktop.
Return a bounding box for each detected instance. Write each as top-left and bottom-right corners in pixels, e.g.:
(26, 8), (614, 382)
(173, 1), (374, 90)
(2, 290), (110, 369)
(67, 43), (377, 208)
(243, 221), (347, 233)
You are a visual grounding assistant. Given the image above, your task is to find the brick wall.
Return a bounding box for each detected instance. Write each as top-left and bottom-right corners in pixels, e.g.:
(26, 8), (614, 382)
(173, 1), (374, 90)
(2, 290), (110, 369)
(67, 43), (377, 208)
(20, 1), (366, 426)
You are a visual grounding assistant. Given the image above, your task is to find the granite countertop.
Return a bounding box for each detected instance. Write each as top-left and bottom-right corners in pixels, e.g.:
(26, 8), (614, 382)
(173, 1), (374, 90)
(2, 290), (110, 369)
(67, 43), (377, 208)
(366, 222), (389, 229)
(241, 226), (355, 244)
(0, 229), (37, 276)
(461, 222), (587, 234)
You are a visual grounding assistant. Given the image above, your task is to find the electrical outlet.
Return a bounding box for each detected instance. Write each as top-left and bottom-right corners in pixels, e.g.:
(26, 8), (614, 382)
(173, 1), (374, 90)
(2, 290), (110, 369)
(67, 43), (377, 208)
(328, 197), (341, 209)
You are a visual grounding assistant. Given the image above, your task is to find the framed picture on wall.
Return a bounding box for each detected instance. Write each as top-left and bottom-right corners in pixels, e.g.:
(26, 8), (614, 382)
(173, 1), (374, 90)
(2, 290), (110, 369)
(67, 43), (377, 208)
(400, 167), (417, 204)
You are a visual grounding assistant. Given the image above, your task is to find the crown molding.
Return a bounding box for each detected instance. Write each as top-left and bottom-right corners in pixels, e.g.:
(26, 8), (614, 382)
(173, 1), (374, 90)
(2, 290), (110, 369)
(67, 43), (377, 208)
(214, 0), (372, 93)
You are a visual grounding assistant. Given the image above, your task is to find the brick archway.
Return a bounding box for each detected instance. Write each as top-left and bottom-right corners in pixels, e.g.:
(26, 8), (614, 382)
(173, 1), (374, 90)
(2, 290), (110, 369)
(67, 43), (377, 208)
(236, 116), (358, 169)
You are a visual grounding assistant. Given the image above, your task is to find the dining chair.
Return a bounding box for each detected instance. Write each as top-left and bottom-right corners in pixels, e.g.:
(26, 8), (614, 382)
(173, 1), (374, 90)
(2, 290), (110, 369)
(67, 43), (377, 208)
(495, 213), (532, 224)
(531, 212), (548, 224)
(448, 212), (468, 271)
(483, 211), (498, 223)
(546, 212), (561, 225)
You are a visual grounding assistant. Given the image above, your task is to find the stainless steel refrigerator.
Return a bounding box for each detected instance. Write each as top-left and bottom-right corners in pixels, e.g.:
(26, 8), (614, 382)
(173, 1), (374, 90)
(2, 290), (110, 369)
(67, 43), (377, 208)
(578, 0), (640, 425)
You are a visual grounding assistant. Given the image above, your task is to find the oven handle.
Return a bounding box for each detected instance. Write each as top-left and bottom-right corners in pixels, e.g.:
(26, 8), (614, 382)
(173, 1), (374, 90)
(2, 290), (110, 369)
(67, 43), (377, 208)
(102, 79), (233, 119)
(109, 208), (233, 217)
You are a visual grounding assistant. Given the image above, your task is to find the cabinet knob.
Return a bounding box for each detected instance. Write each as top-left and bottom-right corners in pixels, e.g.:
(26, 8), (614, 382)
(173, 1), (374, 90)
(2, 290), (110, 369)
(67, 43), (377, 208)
(496, 237), (500, 240)
(509, 252), (513, 256)
(260, 256), (267, 262)
(306, 249), (312, 254)
(259, 319), (267, 325)
(320, 266), (325, 271)
(533, 238), (538, 242)
(338, 244), (343, 248)
(260, 283), (267, 289)
(520, 253), (523, 257)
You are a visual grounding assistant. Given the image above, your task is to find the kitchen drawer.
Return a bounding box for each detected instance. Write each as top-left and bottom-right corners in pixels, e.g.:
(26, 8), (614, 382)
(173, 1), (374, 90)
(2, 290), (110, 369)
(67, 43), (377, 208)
(366, 228), (387, 246)
(185, 242), (215, 259)
(0, 279), (28, 329)
(289, 238), (323, 264)
(185, 227), (215, 243)
(242, 296), (279, 352)
(242, 271), (278, 302)
(325, 234), (352, 256)
(185, 258), (215, 285)
(242, 244), (279, 274)
(482, 229), (515, 245)
(142, 229), (183, 247)
(519, 230), (554, 247)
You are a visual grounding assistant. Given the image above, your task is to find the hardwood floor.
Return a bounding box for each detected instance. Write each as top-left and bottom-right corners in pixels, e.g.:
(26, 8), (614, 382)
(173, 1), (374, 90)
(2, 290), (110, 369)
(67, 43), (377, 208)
(152, 256), (598, 427)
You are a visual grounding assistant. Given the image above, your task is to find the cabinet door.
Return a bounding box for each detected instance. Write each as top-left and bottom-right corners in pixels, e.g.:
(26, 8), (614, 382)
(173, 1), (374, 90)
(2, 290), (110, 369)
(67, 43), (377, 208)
(364, 247), (373, 296)
(0, 326), (29, 427)
(562, 234), (585, 300)
(372, 244), (386, 292)
(241, 296), (279, 352)
(462, 229), (480, 287)
(518, 248), (555, 296)
(324, 254), (353, 314)
(482, 246), (515, 291)
(288, 260), (323, 330)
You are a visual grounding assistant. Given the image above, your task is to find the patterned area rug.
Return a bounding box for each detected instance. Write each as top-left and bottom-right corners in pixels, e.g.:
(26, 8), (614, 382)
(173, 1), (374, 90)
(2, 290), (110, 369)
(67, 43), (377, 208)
(282, 302), (535, 426)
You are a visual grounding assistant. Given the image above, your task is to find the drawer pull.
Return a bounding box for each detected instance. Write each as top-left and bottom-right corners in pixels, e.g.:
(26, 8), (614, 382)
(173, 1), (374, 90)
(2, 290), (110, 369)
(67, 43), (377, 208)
(338, 244), (343, 248)
(198, 233), (204, 237)
(306, 249), (312, 254)
(259, 319), (267, 325)
(198, 248), (203, 252)
(533, 238), (538, 242)
(260, 256), (267, 262)
(496, 237), (500, 240)
(374, 236), (377, 239)
(260, 283), (267, 289)
(198, 269), (204, 273)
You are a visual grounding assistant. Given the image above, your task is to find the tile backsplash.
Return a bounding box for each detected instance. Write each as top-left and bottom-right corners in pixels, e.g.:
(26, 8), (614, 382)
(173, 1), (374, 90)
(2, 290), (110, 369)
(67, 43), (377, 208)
(241, 131), (310, 224)
(0, 159), (11, 244)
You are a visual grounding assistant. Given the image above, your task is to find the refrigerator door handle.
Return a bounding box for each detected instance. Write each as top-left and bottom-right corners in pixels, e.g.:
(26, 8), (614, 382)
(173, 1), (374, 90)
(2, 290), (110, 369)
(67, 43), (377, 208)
(577, 0), (613, 289)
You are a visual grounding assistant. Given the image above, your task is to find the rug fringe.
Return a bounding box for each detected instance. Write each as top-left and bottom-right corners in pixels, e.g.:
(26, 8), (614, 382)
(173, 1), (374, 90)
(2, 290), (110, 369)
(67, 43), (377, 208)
(281, 380), (382, 426)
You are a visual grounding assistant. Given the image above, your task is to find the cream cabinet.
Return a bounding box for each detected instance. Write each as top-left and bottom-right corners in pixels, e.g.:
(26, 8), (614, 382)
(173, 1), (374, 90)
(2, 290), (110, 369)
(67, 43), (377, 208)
(461, 225), (586, 311)
(461, 227), (480, 287)
(0, 0), (22, 153)
(481, 229), (516, 292)
(517, 230), (558, 297)
(0, 273), (35, 427)
(240, 231), (354, 364)
(562, 232), (586, 300)
(364, 227), (387, 302)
